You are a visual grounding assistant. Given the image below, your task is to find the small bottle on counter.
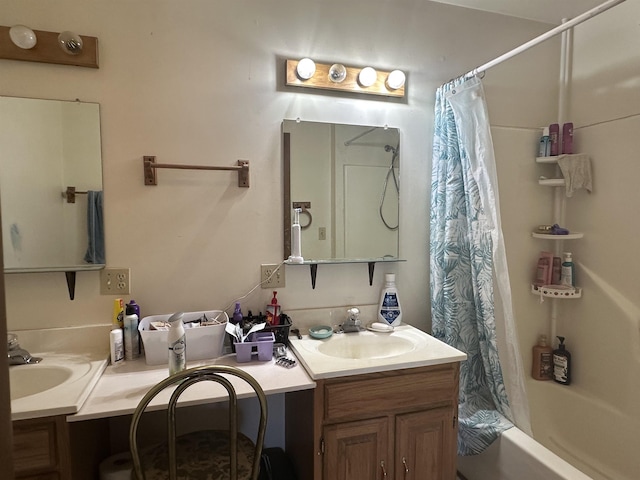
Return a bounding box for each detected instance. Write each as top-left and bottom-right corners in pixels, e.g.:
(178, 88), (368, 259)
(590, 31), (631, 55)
(266, 291), (281, 325)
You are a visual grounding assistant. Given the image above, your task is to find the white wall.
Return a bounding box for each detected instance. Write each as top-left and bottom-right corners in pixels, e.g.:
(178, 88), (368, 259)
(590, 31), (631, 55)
(1, 0), (556, 335)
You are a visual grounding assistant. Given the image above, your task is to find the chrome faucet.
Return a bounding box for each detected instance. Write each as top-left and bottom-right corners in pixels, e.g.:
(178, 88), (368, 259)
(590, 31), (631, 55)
(341, 307), (362, 333)
(7, 333), (42, 365)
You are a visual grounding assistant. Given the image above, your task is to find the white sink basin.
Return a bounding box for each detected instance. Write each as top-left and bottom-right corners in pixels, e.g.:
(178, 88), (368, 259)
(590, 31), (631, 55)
(10, 364), (78, 400)
(10, 353), (107, 421)
(317, 334), (415, 359)
(289, 324), (467, 379)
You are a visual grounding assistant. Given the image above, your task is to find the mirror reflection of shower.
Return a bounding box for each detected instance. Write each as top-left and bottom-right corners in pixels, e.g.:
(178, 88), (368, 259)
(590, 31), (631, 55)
(381, 144), (399, 230)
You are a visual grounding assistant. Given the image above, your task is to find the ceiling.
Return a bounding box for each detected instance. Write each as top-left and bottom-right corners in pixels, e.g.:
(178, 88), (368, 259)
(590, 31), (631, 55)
(431, 0), (608, 25)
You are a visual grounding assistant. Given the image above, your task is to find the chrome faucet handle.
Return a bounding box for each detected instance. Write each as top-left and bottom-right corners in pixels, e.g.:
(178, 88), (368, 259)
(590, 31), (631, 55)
(7, 333), (19, 351)
(346, 307), (361, 323)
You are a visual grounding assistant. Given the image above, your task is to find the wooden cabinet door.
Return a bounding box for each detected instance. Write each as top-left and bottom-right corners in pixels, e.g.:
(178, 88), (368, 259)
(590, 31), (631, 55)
(395, 408), (456, 480)
(323, 417), (391, 480)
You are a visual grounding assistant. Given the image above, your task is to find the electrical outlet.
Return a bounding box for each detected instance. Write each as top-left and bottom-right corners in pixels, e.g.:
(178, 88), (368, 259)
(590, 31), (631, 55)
(101, 268), (131, 295)
(261, 264), (285, 289)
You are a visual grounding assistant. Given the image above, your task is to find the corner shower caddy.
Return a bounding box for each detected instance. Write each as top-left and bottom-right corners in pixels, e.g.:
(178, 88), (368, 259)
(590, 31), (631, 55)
(530, 154), (584, 299)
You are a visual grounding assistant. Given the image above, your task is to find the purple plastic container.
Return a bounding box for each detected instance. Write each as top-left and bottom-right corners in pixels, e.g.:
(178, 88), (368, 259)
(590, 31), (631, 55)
(234, 332), (275, 362)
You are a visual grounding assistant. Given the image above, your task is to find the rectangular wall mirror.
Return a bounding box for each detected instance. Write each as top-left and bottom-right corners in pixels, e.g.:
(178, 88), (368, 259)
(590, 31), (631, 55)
(0, 96), (104, 273)
(283, 120), (400, 262)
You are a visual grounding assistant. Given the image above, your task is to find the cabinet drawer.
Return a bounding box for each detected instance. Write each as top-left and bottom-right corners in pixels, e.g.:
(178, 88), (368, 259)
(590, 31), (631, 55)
(323, 364), (457, 421)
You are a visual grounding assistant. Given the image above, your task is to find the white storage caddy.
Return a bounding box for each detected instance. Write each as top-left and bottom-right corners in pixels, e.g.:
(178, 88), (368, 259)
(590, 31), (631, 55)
(138, 310), (228, 365)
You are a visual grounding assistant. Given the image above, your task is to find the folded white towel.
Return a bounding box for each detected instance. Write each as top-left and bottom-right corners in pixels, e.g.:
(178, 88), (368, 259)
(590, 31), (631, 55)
(557, 154), (592, 197)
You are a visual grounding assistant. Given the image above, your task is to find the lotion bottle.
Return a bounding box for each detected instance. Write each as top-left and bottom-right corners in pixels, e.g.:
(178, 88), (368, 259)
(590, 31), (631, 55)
(538, 127), (550, 157)
(168, 312), (186, 375)
(378, 273), (402, 326)
(532, 334), (553, 380)
(553, 336), (572, 385)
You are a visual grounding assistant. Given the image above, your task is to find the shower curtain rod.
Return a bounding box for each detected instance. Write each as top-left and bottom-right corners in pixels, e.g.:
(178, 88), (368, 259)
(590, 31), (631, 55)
(344, 127), (377, 146)
(459, 0), (626, 80)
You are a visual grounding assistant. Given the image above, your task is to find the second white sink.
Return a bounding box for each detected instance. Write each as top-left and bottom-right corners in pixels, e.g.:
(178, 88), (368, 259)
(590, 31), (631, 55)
(317, 333), (415, 359)
(289, 324), (467, 379)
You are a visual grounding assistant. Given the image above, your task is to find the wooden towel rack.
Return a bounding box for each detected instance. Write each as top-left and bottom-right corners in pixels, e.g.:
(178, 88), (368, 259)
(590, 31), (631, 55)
(63, 186), (88, 203)
(143, 156), (250, 187)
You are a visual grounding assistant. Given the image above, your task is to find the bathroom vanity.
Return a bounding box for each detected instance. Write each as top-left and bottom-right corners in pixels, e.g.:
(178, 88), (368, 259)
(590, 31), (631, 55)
(286, 325), (465, 480)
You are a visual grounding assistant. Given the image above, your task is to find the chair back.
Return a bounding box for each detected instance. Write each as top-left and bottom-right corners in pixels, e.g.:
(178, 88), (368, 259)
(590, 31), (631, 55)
(129, 365), (268, 480)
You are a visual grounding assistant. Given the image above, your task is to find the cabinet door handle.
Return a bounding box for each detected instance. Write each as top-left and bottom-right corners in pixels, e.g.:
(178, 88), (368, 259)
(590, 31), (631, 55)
(402, 456), (410, 477)
(380, 460), (388, 478)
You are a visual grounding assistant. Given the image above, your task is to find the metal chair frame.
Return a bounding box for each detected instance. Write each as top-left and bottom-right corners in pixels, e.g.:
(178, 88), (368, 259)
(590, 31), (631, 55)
(129, 365), (268, 480)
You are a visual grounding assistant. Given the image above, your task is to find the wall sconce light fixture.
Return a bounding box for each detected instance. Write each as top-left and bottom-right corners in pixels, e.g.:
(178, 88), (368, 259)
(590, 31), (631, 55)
(0, 24), (98, 68)
(286, 58), (405, 98)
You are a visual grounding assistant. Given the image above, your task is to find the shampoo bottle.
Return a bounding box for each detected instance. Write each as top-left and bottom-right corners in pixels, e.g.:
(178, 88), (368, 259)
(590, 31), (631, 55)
(378, 273), (402, 326)
(168, 312), (186, 375)
(532, 334), (553, 380)
(553, 336), (572, 385)
(562, 122), (573, 154)
(560, 252), (575, 287)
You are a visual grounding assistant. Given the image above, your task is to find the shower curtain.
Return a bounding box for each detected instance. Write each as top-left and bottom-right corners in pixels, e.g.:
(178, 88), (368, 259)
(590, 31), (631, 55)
(430, 76), (530, 455)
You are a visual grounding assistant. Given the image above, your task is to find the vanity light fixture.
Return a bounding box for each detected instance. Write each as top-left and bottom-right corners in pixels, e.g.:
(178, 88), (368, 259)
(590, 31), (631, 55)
(9, 25), (37, 49)
(58, 30), (83, 55)
(386, 69), (406, 90)
(358, 67), (377, 87)
(328, 63), (347, 83)
(296, 57), (316, 80)
(0, 24), (98, 68)
(285, 59), (405, 98)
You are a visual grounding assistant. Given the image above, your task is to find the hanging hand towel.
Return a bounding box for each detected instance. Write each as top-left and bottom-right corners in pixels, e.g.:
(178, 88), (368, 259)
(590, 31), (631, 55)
(557, 154), (592, 197)
(84, 190), (105, 264)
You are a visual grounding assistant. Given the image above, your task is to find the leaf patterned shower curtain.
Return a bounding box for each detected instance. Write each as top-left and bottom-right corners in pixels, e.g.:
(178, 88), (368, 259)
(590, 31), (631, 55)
(430, 76), (529, 455)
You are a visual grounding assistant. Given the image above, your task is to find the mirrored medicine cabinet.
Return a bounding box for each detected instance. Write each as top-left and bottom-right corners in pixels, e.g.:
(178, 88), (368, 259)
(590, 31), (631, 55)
(283, 120), (402, 287)
(0, 96), (104, 297)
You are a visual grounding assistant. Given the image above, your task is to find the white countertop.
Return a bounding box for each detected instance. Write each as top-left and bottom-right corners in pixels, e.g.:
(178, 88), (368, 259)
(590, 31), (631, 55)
(69, 352), (316, 422)
(288, 324), (467, 380)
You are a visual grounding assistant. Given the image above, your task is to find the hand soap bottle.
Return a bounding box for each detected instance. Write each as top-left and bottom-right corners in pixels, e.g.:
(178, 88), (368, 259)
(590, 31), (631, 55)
(532, 334), (553, 380)
(378, 273), (402, 326)
(553, 336), (572, 385)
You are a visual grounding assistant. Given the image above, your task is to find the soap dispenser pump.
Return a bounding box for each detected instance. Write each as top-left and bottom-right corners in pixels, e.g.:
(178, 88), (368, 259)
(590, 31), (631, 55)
(553, 336), (572, 385)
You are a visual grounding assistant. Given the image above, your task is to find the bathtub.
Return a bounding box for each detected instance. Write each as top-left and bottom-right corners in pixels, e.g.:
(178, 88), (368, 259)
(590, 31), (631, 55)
(456, 427), (592, 480)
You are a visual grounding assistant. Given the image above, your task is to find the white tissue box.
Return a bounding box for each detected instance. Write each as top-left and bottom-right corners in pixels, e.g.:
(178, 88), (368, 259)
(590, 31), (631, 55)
(138, 310), (228, 365)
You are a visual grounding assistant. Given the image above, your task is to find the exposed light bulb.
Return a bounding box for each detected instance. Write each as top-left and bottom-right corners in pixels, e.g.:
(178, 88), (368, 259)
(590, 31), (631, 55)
(386, 70), (406, 90)
(58, 31), (83, 55)
(9, 25), (37, 49)
(358, 67), (377, 87)
(328, 64), (347, 83)
(296, 58), (316, 80)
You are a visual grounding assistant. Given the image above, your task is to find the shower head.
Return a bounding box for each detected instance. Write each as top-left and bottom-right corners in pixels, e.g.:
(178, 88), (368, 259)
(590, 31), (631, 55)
(384, 144), (398, 155)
